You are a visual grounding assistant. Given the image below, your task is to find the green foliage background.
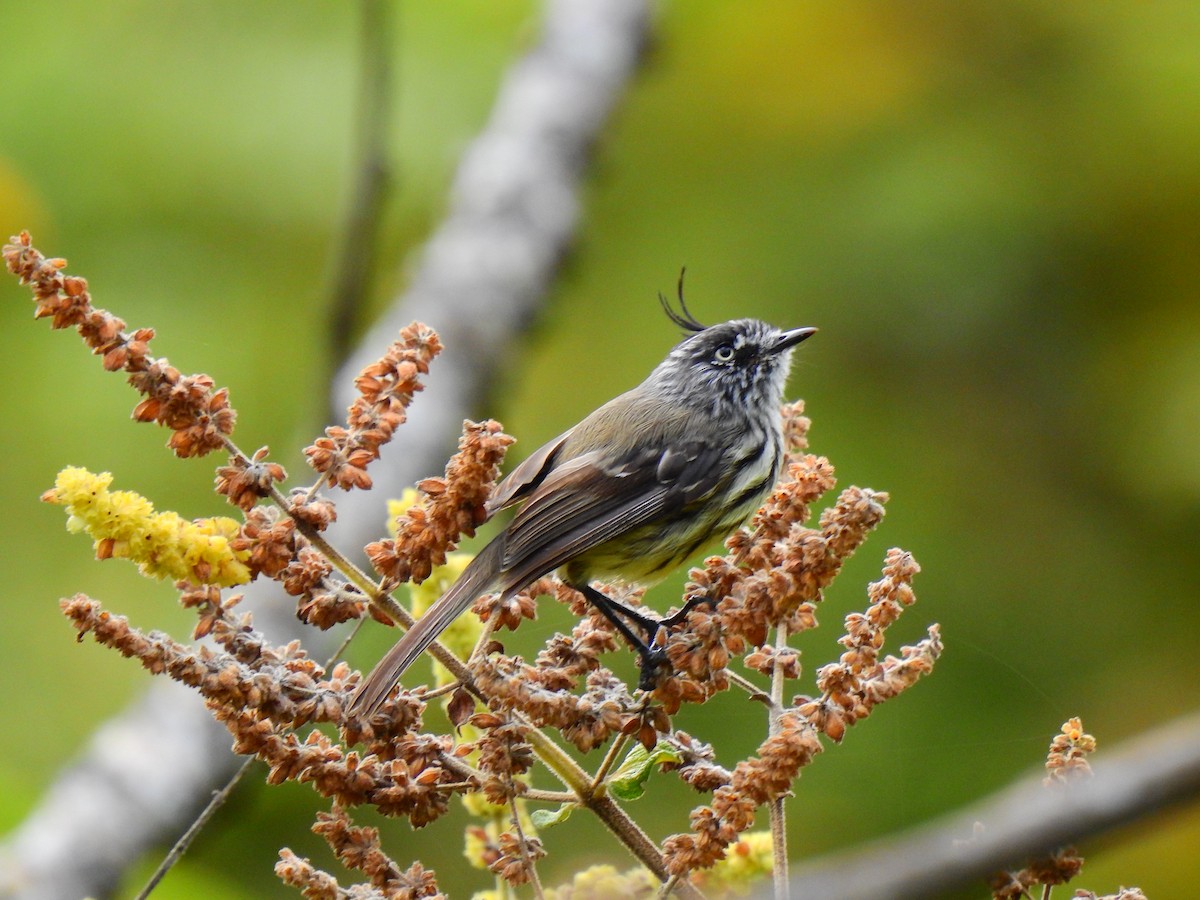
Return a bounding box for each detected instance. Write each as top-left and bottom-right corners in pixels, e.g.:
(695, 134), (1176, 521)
(2, 2), (1198, 897)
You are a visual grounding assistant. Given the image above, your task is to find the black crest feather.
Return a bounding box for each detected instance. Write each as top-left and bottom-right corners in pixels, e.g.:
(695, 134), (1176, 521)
(658, 267), (706, 333)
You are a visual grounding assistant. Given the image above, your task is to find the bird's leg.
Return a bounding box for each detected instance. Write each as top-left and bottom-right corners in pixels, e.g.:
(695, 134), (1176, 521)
(576, 583), (669, 690)
(594, 596), (663, 641)
(576, 583), (657, 651)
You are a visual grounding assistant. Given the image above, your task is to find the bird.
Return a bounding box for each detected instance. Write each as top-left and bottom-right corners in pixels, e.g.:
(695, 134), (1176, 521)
(349, 279), (816, 716)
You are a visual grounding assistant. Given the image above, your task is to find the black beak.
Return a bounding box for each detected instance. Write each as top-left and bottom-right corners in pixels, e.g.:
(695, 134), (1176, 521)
(771, 326), (818, 354)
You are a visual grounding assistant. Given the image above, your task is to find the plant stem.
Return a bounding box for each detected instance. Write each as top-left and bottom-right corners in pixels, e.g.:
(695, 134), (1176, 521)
(510, 795), (546, 899)
(132, 756), (258, 900)
(770, 622), (790, 900)
(591, 732), (631, 794)
(727, 669), (778, 710)
(521, 788), (578, 804)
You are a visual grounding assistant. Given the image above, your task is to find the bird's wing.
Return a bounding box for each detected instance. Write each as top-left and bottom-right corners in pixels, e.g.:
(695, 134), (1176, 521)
(497, 439), (728, 588)
(349, 436), (727, 716)
(486, 428), (573, 515)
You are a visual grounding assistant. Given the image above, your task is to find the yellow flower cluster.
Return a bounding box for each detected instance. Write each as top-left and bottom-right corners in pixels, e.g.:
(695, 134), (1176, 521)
(44, 466), (251, 587)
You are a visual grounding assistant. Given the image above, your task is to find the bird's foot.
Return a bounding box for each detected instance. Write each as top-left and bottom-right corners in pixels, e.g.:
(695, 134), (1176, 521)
(636, 644), (670, 692)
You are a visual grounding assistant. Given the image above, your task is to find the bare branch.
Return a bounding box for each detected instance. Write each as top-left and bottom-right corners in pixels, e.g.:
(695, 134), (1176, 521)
(325, 0), (395, 379)
(784, 710), (1200, 899)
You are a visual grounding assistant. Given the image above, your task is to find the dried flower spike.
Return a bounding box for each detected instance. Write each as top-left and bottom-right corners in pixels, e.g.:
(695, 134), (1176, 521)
(366, 419), (513, 584)
(304, 322), (443, 490)
(4, 232), (237, 457)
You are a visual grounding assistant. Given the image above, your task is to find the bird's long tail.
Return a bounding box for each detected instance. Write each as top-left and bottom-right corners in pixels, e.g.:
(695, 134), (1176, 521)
(348, 533), (506, 716)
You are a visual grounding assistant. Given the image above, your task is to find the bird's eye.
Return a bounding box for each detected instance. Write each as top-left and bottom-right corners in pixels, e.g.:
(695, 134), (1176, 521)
(713, 344), (735, 363)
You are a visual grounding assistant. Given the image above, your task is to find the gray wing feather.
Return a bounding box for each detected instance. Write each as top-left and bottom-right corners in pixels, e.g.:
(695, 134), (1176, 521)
(497, 441), (727, 589)
(486, 429), (573, 515)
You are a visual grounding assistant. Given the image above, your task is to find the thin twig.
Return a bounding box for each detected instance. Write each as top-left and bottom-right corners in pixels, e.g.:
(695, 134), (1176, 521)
(727, 669), (778, 710)
(509, 794), (546, 900)
(521, 788), (578, 805)
(416, 681), (463, 701)
(325, 0), (395, 383)
(132, 756), (258, 900)
(769, 623), (790, 900)
(303, 470), (330, 505)
(327, 615), (367, 667)
(590, 732), (631, 795)
(469, 614), (500, 666)
(434, 781), (479, 793)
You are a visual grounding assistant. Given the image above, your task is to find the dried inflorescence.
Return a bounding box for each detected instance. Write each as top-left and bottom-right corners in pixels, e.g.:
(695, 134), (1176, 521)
(488, 829), (546, 887)
(277, 806), (442, 899)
(799, 549), (941, 743)
(223, 707), (456, 823)
(312, 807), (441, 897)
(663, 711), (823, 875)
(476, 655), (632, 753)
(61, 593), (338, 725)
(366, 419), (514, 585)
(286, 488), (339, 532)
(474, 575), (557, 632)
(275, 850), (345, 900)
(4, 231), (236, 457)
(304, 323), (443, 491)
(660, 548), (938, 874)
(988, 718), (1109, 900)
(216, 446), (288, 511)
(468, 717), (536, 804)
(1044, 716), (1097, 786)
(233, 506), (297, 580)
(264, 525), (367, 628)
(663, 731), (732, 794)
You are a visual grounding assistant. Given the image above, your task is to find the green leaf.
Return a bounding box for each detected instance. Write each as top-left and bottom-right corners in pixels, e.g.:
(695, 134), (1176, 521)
(607, 741), (684, 802)
(530, 803), (575, 829)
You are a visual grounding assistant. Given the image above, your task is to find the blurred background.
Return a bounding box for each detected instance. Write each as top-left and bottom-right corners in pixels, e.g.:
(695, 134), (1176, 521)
(2, 1), (1198, 897)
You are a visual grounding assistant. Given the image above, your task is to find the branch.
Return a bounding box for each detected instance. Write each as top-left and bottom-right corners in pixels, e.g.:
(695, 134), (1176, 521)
(784, 709), (1200, 899)
(0, 2), (651, 897)
(325, 0), (395, 381)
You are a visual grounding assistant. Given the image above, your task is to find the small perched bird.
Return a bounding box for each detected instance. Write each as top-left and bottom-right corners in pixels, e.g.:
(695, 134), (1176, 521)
(349, 280), (816, 716)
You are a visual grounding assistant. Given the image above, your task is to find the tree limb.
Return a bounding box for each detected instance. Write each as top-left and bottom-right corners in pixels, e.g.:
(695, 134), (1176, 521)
(784, 710), (1200, 899)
